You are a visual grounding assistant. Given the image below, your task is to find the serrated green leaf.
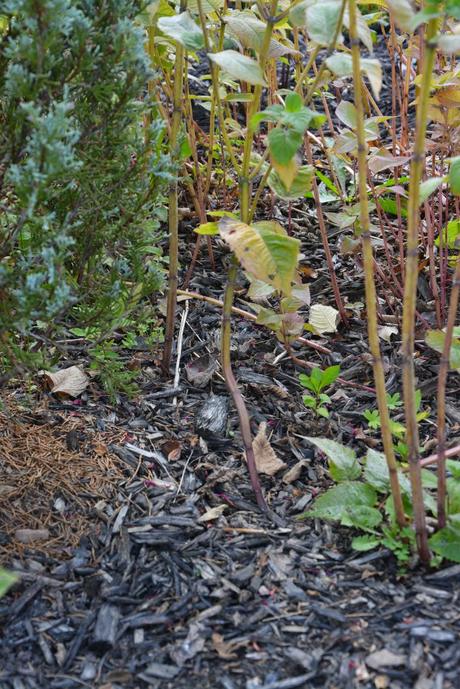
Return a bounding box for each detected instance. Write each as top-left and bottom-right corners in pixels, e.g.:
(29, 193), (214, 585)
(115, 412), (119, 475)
(219, 217), (299, 295)
(209, 50), (267, 86)
(305, 437), (361, 481)
(352, 534), (380, 551)
(158, 12), (204, 50)
(340, 505), (383, 529)
(306, 481), (377, 521)
(429, 524), (460, 562)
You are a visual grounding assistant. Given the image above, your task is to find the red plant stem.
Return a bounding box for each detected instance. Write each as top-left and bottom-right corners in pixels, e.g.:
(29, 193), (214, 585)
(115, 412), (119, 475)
(436, 254), (460, 528)
(419, 443), (460, 469)
(304, 137), (348, 325)
(221, 259), (267, 511)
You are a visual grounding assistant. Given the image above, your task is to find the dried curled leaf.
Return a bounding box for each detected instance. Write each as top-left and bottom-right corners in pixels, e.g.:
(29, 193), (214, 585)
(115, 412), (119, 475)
(42, 366), (89, 398)
(252, 422), (286, 476)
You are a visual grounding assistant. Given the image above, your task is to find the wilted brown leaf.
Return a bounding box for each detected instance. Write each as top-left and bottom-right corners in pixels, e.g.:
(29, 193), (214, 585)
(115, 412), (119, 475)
(42, 366), (89, 398)
(252, 422), (286, 476)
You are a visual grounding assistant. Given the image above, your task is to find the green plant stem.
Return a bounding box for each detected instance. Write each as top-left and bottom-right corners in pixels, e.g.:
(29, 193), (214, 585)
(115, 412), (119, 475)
(240, 0), (278, 222)
(436, 253), (460, 528)
(161, 4), (186, 376)
(400, 14), (439, 563)
(348, 0), (406, 530)
(199, 1), (240, 173)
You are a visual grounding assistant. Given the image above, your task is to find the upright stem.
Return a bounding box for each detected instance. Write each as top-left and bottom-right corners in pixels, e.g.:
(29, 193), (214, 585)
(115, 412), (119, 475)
(162, 3), (186, 376)
(400, 12), (439, 563)
(436, 254), (460, 528)
(221, 258), (267, 510)
(305, 136), (347, 324)
(349, 0), (406, 528)
(220, 0), (277, 509)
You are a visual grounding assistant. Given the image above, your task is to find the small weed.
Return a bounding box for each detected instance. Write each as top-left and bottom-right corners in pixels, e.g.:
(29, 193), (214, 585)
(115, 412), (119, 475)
(299, 365), (341, 418)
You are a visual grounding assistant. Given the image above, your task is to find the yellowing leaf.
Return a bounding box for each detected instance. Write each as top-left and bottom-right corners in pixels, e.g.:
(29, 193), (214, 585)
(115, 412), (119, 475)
(270, 156), (299, 191)
(218, 217), (300, 296)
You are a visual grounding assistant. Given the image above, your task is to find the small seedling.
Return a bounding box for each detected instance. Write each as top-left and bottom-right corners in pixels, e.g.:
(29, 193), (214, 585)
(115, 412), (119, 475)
(299, 365), (341, 418)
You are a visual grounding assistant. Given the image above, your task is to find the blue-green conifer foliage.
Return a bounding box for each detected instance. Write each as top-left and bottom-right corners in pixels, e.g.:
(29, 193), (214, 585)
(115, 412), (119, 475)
(0, 0), (168, 368)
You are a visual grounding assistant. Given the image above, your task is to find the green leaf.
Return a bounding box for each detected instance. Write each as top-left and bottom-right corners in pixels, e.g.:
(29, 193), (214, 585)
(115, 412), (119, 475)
(209, 50), (267, 86)
(268, 128), (303, 165)
(0, 569), (18, 598)
(448, 478), (460, 515)
(447, 460), (460, 479)
(435, 219), (460, 250)
(303, 394), (316, 408)
(218, 217), (300, 295)
(268, 164), (314, 200)
(340, 505), (383, 530)
(187, 0), (224, 14)
(429, 524), (460, 563)
(364, 448), (412, 495)
(343, 6), (373, 52)
(158, 12), (204, 51)
(306, 481), (377, 521)
(299, 373), (315, 392)
(194, 222), (219, 235)
(386, 0), (419, 32)
(306, 2), (344, 47)
(320, 364), (341, 387)
(449, 156), (460, 196)
(335, 101), (358, 129)
(419, 176), (446, 204)
(285, 92), (303, 113)
(256, 307), (283, 332)
(316, 406), (330, 418)
(305, 437), (361, 481)
(326, 53), (382, 99)
(224, 12), (299, 59)
(425, 329), (460, 370)
(352, 534), (380, 551)
(364, 409), (380, 429)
